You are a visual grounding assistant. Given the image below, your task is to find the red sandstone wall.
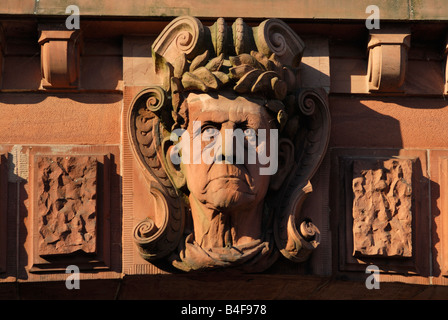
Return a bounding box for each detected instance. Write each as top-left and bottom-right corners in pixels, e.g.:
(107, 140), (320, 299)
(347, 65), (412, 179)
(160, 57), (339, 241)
(1, 13), (448, 299)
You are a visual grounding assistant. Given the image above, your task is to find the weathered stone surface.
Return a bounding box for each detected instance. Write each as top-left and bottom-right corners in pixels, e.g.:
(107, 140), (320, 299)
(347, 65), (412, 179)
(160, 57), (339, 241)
(37, 156), (97, 256)
(3, 0), (447, 21)
(127, 16), (330, 273)
(0, 94), (122, 145)
(352, 158), (413, 257)
(2, 7), (448, 292)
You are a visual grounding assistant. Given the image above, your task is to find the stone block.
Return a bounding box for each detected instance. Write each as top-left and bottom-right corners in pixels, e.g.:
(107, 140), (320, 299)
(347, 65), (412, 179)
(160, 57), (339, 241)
(36, 156), (98, 256)
(352, 158), (413, 258)
(25, 146), (120, 274)
(331, 148), (430, 277)
(38, 25), (81, 89)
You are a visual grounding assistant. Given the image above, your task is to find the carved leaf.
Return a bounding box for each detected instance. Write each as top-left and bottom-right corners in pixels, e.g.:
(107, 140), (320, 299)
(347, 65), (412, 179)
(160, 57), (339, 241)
(229, 64), (255, 80)
(182, 71), (209, 92)
(189, 50), (210, 72)
(205, 53), (224, 72)
(251, 71), (277, 94)
(233, 69), (263, 93)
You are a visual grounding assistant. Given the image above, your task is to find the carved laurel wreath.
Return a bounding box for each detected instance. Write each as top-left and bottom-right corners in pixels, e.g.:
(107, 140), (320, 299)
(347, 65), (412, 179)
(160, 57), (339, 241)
(128, 16), (331, 270)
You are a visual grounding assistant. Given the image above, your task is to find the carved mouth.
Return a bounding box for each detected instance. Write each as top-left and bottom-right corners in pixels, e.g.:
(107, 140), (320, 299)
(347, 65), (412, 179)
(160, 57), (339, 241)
(206, 175), (246, 187)
(205, 174), (254, 194)
(203, 163), (256, 194)
(210, 174), (242, 181)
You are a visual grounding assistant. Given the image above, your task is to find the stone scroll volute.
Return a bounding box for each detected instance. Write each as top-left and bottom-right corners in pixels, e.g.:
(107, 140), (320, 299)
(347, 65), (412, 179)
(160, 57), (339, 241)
(128, 16), (331, 273)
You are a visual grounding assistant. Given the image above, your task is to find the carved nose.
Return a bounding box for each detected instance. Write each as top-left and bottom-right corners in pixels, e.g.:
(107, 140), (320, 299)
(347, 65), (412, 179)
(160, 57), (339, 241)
(217, 126), (238, 164)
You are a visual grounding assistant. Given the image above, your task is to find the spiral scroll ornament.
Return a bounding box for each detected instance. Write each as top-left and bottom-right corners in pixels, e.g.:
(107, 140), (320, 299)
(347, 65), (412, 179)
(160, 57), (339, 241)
(152, 16), (205, 68)
(299, 96), (316, 116)
(132, 182), (185, 261)
(134, 218), (158, 240)
(128, 87), (186, 262)
(268, 32), (287, 57)
(145, 86), (166, 113)
(254, 19), (305, 68)
(274, 88), (330, 263)
(299, 219), (320, 242)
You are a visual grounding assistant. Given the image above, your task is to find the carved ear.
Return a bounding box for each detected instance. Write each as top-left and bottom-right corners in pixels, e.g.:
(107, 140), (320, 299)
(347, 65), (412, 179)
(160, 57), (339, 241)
(270, 138), (294, 191)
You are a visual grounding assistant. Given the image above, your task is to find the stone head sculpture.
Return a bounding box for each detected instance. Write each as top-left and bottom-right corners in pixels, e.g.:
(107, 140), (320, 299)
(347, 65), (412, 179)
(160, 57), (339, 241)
(128, 16), (330, 272)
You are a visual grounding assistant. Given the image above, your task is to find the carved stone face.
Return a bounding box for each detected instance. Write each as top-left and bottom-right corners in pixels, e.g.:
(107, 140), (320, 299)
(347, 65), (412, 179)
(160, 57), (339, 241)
(172, 91), (278, 248)
(130, 16), (329, 272)
(180, 92), (273, 211)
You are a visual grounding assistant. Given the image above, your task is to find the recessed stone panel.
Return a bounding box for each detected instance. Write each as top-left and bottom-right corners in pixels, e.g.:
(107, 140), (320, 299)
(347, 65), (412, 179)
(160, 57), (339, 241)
(352, 158), (413, 258)
(25, 146), (120, 275)
(37, 156), (98, 256)
(331, 148), (429, 277)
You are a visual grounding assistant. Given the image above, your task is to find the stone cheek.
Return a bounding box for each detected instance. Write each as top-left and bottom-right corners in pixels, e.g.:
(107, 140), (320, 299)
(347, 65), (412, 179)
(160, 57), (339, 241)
(37, 156), (97, 256)
(352, 158), (413, 258)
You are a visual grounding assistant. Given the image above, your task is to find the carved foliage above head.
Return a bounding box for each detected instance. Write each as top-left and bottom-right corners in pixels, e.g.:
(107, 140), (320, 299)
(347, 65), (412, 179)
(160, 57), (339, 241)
(129, 16), (330, 273)
(151, 16), (305, 104)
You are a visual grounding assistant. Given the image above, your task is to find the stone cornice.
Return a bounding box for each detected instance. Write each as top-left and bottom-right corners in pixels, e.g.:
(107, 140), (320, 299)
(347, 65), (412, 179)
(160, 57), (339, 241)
(1, 0), (448, 21)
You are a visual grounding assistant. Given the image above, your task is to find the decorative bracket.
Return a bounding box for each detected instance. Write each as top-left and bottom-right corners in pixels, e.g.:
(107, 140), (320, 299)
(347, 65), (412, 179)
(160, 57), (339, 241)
(38, 25), (81, 89)
(367, 26), (411, 93)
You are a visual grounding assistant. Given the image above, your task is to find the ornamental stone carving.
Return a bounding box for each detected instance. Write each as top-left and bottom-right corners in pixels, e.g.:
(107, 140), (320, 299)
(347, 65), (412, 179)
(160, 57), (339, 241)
(352, 158), (413, 257)
(128, 16), (331, 272)
(37, 156), (97, 256)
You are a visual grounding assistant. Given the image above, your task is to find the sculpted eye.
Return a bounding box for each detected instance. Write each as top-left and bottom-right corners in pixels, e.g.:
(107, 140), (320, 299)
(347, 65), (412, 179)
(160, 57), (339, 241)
(202, 126), (219, 140)
(244, 128), (255, 136)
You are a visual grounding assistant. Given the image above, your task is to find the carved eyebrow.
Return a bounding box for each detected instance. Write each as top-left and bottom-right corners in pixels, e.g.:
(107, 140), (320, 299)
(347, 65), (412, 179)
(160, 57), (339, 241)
(235, 120), (248, 128)
(201, 121), (221, 130)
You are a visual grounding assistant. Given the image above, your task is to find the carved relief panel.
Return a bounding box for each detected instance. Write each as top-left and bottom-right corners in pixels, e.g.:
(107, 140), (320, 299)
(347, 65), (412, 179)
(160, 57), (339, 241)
(352, 158), (413, 258)
(331, 149), (429, 277)
(37, 156), (98, 256)
(25, 146), (120, 273)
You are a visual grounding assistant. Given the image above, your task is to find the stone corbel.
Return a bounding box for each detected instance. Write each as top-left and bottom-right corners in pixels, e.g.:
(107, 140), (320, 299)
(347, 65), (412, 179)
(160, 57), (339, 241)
(367, 26), (411, 93)
(38, 26), (81, 89)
